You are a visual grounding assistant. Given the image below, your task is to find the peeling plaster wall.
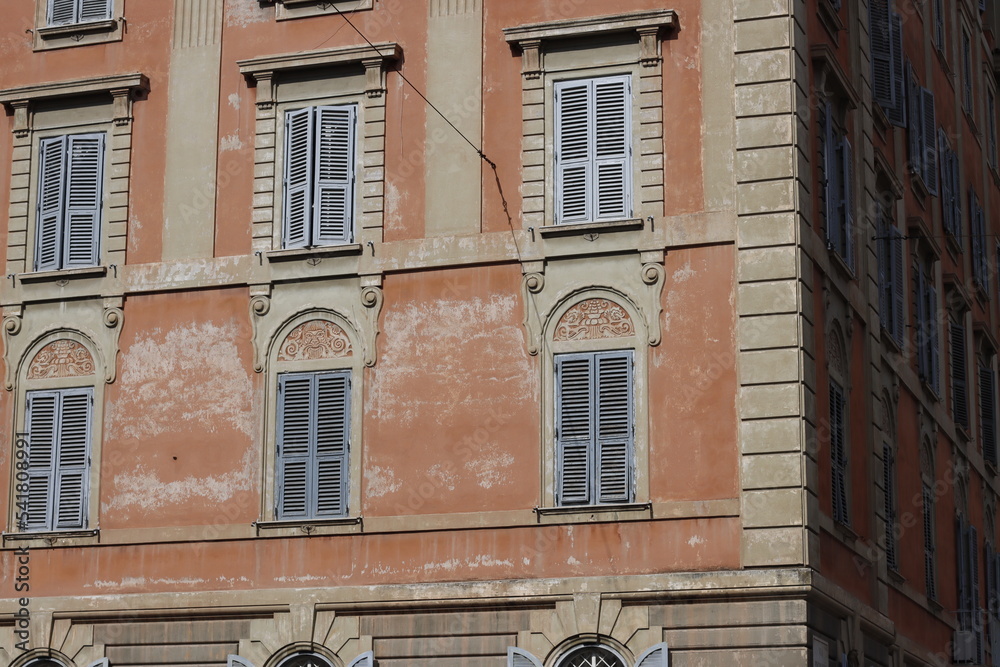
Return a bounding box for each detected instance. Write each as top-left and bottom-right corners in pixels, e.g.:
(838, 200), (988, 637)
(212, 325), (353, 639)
(101, 289), (259, 528)
(365, 264), (538, 516)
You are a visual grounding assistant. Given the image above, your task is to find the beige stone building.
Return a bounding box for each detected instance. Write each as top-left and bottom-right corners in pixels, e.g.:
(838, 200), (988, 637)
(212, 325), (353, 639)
(0, 0), (998, 665)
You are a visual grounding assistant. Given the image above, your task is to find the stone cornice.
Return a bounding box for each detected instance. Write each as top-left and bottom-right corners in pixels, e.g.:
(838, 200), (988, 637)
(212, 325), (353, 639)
(502, 9), (677, 45)
(237, 42), (401, 79)
(0, 72), (148, 106)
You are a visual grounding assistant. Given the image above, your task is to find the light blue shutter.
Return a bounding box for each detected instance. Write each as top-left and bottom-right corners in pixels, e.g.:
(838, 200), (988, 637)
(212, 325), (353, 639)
(507, 648), (543, 667)
(283, 108), (314, 249)
(80, 0), (112, 21)
(53, 388), (92, 530)
(346, 652), (373, 667)
(556, 354), (594, 505)
(555, 80), (592, 224)
(883, 443), (897, 570)
(276, 373), (313, 518)
(36, 136), (67, 272)
(227, 657), (254, 667)
(922, 88), (938, 194)
(314, 371), (350, 517)
(596, 351), (633, 504)
(48, 0), (77, 25)
(593, 76), (631, 220)
(889, 13), (907, 127)
(63, 134), (104, 268)
(313, 105), (356, 245)
(634, 643), (669, 667)
(830, 381), (848, 524)
(24, 392), (58, 531)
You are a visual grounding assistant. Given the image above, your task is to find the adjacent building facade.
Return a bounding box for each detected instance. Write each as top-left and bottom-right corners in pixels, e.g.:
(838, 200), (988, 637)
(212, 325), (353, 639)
(1, 0), (1000, 665)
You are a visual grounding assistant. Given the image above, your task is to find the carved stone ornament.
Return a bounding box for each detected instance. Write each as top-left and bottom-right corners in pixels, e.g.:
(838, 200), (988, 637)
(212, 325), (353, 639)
(521, 271), (545, 355)
(554, 299), (636, 341)
(28, 340), (96, 379)
(277, 320), (353, 361)
(828, 327), (846, 378)
(357, 285), (383, 367)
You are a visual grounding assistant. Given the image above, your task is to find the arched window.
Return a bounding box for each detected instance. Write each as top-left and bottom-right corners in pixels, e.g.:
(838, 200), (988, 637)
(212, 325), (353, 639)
(557, 646), (628, 667)
(279, 655), (334, 667)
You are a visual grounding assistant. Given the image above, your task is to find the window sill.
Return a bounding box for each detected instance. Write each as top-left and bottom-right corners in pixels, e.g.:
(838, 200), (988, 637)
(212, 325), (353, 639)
(18, 265), (107, 284)
(254, 516), (362, 537)
(833, 519), (857, 544)
(538, 218), (645, 239)
(37, 19), (117, 39)
(888, 567), (905, 585)
(273, 0), (373, 21)
(534, 503), (652, 524)
(828, 245), (855, 281)
(2, 529), (99, 548)
(266, 244), (363, 262)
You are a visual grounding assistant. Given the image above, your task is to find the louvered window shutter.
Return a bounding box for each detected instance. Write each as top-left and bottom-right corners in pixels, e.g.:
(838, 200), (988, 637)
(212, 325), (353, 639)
(346, 652), (373, 667)
(80, 0), (113, 21)
(593, 77), (631, 221)
(830, 381), (848, 524)
(227, 657), (254, 667)
(988, 542), (996, 620)
(507, 648), (543, 667)
(973, 526), (986, 661)
(63, 134), (104, 268)
(923, 485), (936, 598)
(48, 0), (77, 25)
(595, 351), (634, 504)
(940, 131), (953, 235)
(877, 211), (889, 331)
(313, 105), (357, 245)
(53, 389), (92, 530)
(908, 66), (923, 176)
(934, 0), (945, 49)
(824, 106), (840, 251)
(951, 321), (969, 431)
(819, 103), (832, 243)
(634, 643), (669, 667)
(883, 443), (897, 571)
(891, 228), (906, 345)
(24, 392), (58, 531)
(960, 518), (971, 629)
(314, 372), (350, 517)
(951, 150), (963, 243)
(276, 373), (313, 518)
(982, 364), (997, 466)
(989, 93), (998, 169)
(973, 191), (984, 284)
(963, 32), (973, 111)
(916, 263), (928, 378)
(889, 13), (907, 127)
(555, 80), (593, 224)
(556, 354), (595, 505)
(870, 0), (894, 111)
(840, 136), (855, 269)
(35, 136), (67, 272)
(928, 285), (941, 394)
(975, 203), (989, 291)
(283, 108), (314, 249)
(922, 89), (938, 195)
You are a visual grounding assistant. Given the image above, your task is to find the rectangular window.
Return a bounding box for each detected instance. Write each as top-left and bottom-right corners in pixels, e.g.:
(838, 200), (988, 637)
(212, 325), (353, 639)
(972, 191), (989, 293)
(934, 0), (945, 52)
(870, 0), (906, 126)
(989, 91), (998, 170)
(282, 104), (357, 249)
(47, 0), (112, 26)
(958, 518), (985, 663)
(830, 379), (849, 525)
(554, 76), (632, 225)
(963, 29), (973, 113)
(883, 443), (898, 572)
(987, 543), (1000, 666)
(819, 103), (855, 268)
(982, 362), (997, 467)
(907, 67), (938, 195)
(35, 133), (104, 272)
(555, 350), (634, 506)
(923, 484), (937, 599)
(917, 259), (941, 395)
(951, 319), (969, 431)
(939, 131), (962, 244)
(22, 387), (93, 532)
(876, 204), (905, 346)
(275, 370), (351, 520)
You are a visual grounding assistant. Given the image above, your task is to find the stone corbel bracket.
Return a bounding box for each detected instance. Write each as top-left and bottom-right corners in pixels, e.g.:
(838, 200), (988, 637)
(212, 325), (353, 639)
(101, 297), (124, 383)
(238, 42), (402, 108)
(249, 289), (273, 373)
(640, 250), (665, 346)
(521, 261), (546, 356)
(3, 309), (23, 390)
(356, 284), (383, 367)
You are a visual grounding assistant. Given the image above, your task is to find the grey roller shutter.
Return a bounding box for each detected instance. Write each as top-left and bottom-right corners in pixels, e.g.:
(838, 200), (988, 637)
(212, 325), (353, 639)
(313, 105), (356, 245)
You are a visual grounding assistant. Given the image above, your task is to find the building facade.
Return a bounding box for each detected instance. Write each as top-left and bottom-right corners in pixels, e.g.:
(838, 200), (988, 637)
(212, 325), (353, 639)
(0, 0), (998, 665)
